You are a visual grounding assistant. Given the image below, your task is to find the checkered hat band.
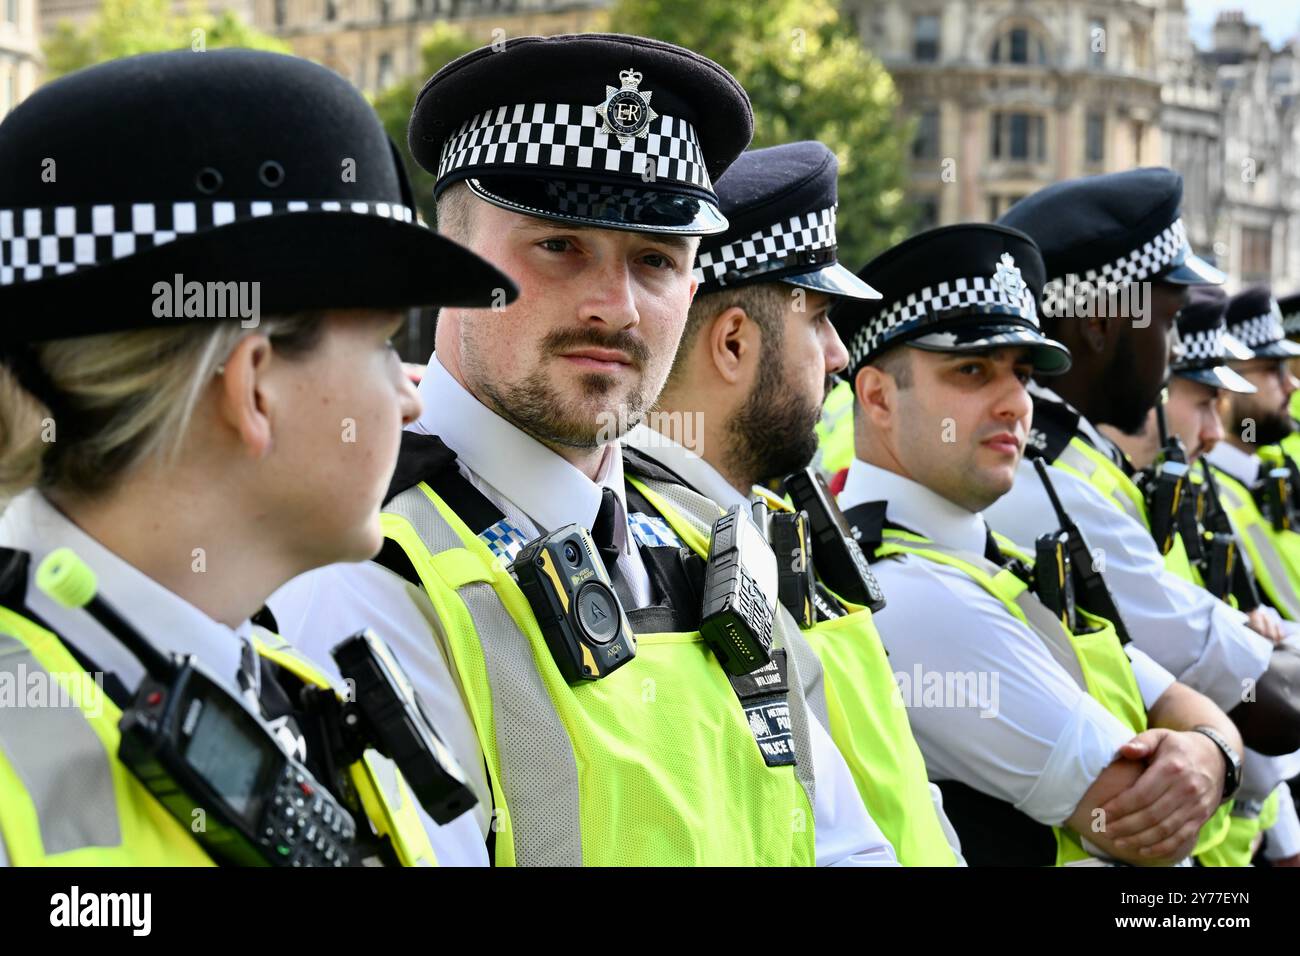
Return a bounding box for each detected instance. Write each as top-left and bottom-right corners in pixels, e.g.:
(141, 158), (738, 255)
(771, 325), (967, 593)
(1057, 218), (1188, 290)
(1230, 311), (1286, 350)
(437, 103), (711, 192)
(692, 206), (837, 285)
(1176, 327), (1232, 365)
(1282, 309), (1300, 336)
(0, 199), (415, 287)
(847, 276), (1039, 369)
(548, 181), (667, 219)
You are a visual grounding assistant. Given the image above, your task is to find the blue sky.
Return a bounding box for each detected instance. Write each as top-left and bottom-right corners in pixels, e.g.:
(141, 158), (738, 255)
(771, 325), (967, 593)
(1185, 1), (1300, 48)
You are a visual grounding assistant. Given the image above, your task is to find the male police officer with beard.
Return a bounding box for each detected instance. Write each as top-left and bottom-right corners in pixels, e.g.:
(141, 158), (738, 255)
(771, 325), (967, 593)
(1102, 288), (1300, 866)
(622, 141), (962, 864)
(273, 35), (896, 866)
(981, 171), (1300, 746)
(832, 223), (1242, 866)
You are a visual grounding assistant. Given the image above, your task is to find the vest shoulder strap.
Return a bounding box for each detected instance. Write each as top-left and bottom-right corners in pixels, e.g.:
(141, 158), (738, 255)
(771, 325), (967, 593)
(1027, 393), (1081, 464)
(875, 529), (1091, 691)
(386, 432), (505, 535)
(621, 444), (694, 488)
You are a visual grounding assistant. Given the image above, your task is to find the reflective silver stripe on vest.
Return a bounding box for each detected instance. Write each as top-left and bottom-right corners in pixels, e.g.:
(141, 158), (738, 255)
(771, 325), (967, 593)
(1215, 476), (1300, 620)
(384, 487), (584, 866)
(633, 476), (822, 808)
(0, 632), (122, 855)
(1056, 443), (1146, 527)
(879, 535), (1090, 692)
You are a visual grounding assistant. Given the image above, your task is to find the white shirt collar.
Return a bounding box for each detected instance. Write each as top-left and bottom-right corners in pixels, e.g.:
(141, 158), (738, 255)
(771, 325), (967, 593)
(622, 424), (751, 511)
(1205, 441), (1261, 484)
(414, 352), (629, 539)
(0, 490), (250, 695)
(839, 458), (990, 555)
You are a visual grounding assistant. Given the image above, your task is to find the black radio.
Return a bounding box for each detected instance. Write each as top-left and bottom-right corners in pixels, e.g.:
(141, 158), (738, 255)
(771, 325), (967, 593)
(785, 467), (886, 611)
(510, 524), (637, 683)
(700, 504), (779, 675)
(36, 548), (357, 867)
(1034, 530), (1077, 632)
(767, 508), (817, 628)
(329, 630), (477, 824)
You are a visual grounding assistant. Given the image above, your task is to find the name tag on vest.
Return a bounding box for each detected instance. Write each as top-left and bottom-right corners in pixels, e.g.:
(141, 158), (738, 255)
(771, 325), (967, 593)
(727, 649), (796, 767)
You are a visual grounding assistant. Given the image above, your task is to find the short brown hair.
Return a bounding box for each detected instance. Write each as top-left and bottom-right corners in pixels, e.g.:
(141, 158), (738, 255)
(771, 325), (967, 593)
(434, 180), (477, 244)
(669, 282), (792, 385)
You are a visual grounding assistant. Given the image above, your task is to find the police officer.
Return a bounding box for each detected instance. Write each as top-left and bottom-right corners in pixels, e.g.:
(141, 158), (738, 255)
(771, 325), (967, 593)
(621, 140), (961, 864)
(831, 223), (1243, 865)
(1187, 288), (1300, 624)
(272, 34), (897, 866)
(1143, 288), (1300, 867)
(982, 171), (1300, 767)
(1099, 286), (1254, 472)
(0, 50), (513, 865)
(1281, 292), (1300, 444)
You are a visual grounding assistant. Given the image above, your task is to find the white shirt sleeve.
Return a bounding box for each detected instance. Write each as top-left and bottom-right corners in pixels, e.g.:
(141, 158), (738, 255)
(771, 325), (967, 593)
(870, 555), (1136, 827)
(1263, 784), (1300, 861)
(984, 458), (1273, 710)
(1124, 646), (1177, 710)
(806, 707), (899, 866)
(269, 563), (493, 867)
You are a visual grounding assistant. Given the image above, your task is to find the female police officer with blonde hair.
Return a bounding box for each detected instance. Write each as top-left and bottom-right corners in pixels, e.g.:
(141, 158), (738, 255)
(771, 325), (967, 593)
(0, 49), (512, 865)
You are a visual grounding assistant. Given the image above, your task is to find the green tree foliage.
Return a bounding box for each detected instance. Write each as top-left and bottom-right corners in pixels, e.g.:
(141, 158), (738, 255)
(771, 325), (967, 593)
(44, 0), (290, 81)
(610, 0), (916, 266)
(374, 22), (481, 227)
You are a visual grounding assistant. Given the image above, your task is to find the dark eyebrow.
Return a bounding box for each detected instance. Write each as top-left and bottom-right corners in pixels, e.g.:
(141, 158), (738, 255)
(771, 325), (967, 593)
(511, 218), (694, 252)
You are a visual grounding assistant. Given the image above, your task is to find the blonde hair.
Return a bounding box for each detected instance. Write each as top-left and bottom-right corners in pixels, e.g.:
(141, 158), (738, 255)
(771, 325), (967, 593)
(0, 315), (323, 504)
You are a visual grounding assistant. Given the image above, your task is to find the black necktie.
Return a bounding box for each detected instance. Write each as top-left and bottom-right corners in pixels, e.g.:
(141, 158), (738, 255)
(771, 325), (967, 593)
(592, 488), (636, 607)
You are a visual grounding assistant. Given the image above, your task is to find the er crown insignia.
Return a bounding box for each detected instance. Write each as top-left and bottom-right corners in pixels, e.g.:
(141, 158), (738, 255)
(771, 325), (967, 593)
(992, 252), (1025, 302)
(595, 67), (659, 145)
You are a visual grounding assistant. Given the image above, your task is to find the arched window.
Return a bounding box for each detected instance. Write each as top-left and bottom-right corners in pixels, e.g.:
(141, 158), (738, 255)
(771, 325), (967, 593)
(990, 26), (1048, 65)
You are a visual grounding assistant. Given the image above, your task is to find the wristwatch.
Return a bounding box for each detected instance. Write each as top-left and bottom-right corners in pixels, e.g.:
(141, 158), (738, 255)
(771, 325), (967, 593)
(1192, 725), (1242, 803)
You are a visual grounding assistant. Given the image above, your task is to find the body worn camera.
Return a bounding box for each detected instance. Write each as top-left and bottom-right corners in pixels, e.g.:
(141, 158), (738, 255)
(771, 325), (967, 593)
(1034, 530), (1077, 632)
(786, 467), (886, 612)
(329, 630), (477, 824)
(1259, 465), (1294, 532)
(767, 508), (817, 629)
(510, 524), (637, 683)
(1139, 460), (1188, 556)
(700, 504), (779, 676)
(36, 547), (357, 867)
(1141, 400), (1190, 556)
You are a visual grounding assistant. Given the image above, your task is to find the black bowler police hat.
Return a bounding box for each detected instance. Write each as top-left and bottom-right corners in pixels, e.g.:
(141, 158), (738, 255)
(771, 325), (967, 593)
(1279, 292), (1300, 340)
(999, 168), (1224, 290)
(0, 49), (516, 342)
(693, 142), (878, 300)
(831, 223), (1070, 376)
(1171, 285), (1255, 393)
(1225, 287), (1300, 360)
(409, 34), (752, 236)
